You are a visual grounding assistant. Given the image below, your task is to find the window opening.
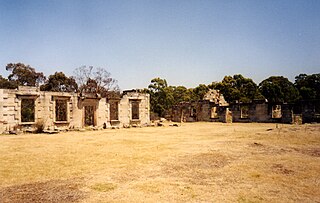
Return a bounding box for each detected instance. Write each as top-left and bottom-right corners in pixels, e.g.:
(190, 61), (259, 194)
(210, 107), (218, 118)
(55, 100), (67, 121)
(110, 101), (119, 120)
(85, 106), (94, 126)
(315, 102), (320, 114)
(272, 105), (282, 118)
(21, 99), (35, 122)
(240, 106), (249, 118)
(131, 101), (140, 120)
(190, 107), (196, 117)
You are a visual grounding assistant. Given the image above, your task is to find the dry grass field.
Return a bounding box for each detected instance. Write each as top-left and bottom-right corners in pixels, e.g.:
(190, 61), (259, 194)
(0, 122), (319, 203)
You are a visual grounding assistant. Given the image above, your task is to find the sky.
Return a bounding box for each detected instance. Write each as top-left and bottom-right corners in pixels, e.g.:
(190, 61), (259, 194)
(0, 0), (319, 90)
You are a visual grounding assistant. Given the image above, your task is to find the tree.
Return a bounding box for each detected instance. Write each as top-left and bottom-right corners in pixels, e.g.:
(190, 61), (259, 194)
(172, 86), (191, 104)
(73, 66), (119, 97)
(6, 63), (45, 86)
(210, 76), (238, 102)
(40, 72), (78, 92)
(147, 78), (174, 117)
(259, 76), (299, 103)
(295, 73), (320, 100)
(148, 77), (168, 92)
(190, 84), (209, 101)
(209, 74), (263, 103)
(0, 75), (17, 89)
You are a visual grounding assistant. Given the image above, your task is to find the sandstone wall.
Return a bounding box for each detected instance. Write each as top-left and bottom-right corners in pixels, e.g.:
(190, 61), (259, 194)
(0, 87), (150, 134)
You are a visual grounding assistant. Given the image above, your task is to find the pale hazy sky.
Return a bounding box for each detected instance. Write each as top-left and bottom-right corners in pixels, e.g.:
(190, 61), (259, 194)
(0, 0), (319, 90)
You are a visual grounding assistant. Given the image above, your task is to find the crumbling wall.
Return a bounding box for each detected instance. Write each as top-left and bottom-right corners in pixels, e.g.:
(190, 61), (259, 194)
(231, 101), (293, 123)
(0, 87), (83, 132)
(299, 100), (319, 123)
(171, 96), (295, 124)
(170, 89), (230, 123)
(118, 91), (150, 127)
(281, 104), (294, 124)
(170, 101), (229, 123)
(0, 87), (150, 133)
(198, 101), (211, 121)
(203, 89), (228, 106)
(232, 101), (270, 123)
(96, 98), (108, 127)
(0, 89), (4, 133)
(0, 88), (20, 132)
(42, 91), (80, 130)
(170, 89), (228, 123)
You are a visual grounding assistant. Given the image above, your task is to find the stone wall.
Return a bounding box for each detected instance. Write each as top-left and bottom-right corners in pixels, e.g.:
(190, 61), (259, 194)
(170, 89), (230, 123)
(170, 99), (295, 124)
(119, 91), (150, 127)
(229, 101), (293, 123)
(299, 100), (320, 123)
(170, 101), (230, 123)
(0, 87), (150, 133)
(170, 89), (318, 124)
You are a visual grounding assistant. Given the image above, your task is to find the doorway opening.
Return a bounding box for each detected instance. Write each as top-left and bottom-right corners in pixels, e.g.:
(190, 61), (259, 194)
(84, 106), (95, 126)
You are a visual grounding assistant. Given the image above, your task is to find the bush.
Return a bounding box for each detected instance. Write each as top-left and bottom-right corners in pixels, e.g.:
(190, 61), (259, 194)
(35, 120), (45, 133)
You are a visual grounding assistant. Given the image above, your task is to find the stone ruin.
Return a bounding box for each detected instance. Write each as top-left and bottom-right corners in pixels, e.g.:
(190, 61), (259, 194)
(169, 89), (320, 124)
(203, 89), (228, 106)
(1, 85), (318, 134)
(0, 86), (150, 134)
(170, 89), (232, 123)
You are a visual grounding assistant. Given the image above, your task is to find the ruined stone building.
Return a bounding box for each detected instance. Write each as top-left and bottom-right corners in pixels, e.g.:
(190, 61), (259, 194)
(293, 100), (320, 123)
(0, 86), (150, 133)
(230, 99), (320, 124)
(230, 100), (294, 123)
(170, 89), (232, 123)
(170, 89), (319, 124)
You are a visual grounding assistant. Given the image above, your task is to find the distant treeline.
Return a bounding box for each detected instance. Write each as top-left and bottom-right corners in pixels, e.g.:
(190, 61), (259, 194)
(0, 63), (119, 98)
(144, 74), (320, 117)
(0, 62), (319, 117)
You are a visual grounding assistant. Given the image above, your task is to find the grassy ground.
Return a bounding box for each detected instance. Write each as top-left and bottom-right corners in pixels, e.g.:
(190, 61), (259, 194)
(0, 122), (319, 202)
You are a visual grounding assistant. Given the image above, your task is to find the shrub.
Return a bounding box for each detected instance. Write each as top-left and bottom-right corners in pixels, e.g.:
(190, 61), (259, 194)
(35, 120), (45, 133)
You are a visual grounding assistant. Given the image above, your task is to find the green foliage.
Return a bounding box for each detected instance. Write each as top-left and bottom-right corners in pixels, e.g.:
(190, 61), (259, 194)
(147, 78), (173, 117)
(2, 63), (120, 98)
(259, 76), (299, 103)
(172, 86), (191, 103)
(6, 63), (45, 86)
(55, 100), (68, 121)
(21, 99), (35, 122)
(0, 75), (17, 89)
(295, 73), (320, 100)
(148, 77), (168, 91)
(40, 72), (78, 92)
(147, 78), (210, 117)
(209, 74), (263, 103)
(190, 84), (209, 101)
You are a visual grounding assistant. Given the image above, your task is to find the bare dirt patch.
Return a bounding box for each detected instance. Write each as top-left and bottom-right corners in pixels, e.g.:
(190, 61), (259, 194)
(162, 151), (232, 184)
(293, 148), (320, 157)
(248, 141), (297, 156)
(0, 179), (86, 203)
(271, 164), (294, 175)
